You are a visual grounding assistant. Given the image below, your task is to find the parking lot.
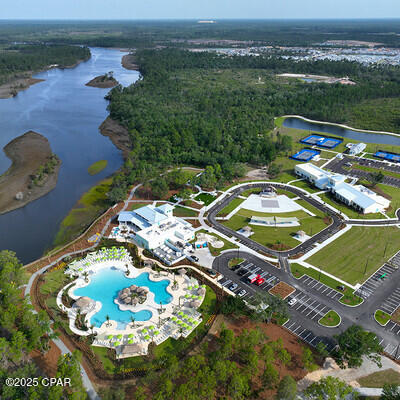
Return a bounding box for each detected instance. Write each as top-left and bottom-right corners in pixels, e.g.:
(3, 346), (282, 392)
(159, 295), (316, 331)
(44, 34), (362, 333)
(378, 332), (400, 360)
(282, 319), (336, 352)
(298, 275), (343, 301)
(218, 261), (281, 299)
(286, 290), (330, 322)
(354, 262), (398, 299)
(380, 286), (400, 315)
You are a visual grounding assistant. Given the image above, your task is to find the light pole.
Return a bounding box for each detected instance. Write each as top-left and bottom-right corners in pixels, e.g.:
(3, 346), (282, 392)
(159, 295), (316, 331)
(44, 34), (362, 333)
(318, 266), (322, 282)
(364, 257), (370, 276)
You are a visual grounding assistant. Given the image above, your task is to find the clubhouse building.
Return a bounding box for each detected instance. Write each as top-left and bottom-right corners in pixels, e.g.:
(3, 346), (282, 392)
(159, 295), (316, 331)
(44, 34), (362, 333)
(295, 163), (390, 214)
(117, 204), (195, 264)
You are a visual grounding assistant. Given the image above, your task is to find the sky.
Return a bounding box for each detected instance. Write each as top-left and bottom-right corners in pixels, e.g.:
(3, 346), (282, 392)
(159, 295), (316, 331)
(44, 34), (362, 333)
(0, 0), (399, 20)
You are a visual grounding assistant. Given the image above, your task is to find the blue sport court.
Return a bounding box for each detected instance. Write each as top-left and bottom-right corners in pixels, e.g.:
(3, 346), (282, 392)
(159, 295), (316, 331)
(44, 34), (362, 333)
(301, 134), (342, 149)
(290, 148), (320, 161)
(374, 151), (400, 163)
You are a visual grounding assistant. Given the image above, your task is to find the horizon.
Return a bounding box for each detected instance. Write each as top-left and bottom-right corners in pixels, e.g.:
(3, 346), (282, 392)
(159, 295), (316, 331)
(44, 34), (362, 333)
(1, 0), (399, 20)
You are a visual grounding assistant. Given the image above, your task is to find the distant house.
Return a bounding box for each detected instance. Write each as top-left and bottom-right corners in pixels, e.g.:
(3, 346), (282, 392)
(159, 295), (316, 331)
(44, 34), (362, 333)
(346, 142), (367, 156)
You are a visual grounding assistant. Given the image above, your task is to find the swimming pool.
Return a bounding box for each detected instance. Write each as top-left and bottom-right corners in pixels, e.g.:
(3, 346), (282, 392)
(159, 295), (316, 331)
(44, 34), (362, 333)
(73, 268), (172, 329)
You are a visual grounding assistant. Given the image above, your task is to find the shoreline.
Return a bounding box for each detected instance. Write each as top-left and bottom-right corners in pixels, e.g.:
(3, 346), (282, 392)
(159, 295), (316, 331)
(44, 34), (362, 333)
(0, 131), (61, 215)
(86, 75), (119, 89)
(121, 54), (139, 71)
(99, 117), (131, 158)
(0, 57), (89, 99)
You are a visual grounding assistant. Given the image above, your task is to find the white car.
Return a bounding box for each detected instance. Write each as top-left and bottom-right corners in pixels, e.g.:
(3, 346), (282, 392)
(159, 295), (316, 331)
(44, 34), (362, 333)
(229, 283), (238, 291)
(237, 289), (247, 297)
(288, 298), (297, 306)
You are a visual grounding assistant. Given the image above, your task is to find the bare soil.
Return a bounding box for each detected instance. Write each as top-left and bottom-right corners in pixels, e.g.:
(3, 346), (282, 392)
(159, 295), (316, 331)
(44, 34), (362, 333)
(269, 281), (295, 299)
(30, 341), (61, 377)
(0, 131), (60, 214)
(86, 75), (119, 88)
(121, 54), (139, 71)
(99, 117), (132, 158)
(0, 76), (44, 99)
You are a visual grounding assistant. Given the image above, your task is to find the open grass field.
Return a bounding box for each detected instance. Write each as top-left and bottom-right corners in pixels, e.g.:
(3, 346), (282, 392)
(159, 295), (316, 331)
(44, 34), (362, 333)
(129, 202), (151, 210)
(376, 183), (400, 218)
(307, 226), (400, 285)
(235, 207), (309, 219)
(53, 178), (112, 248)
(223, 204), (328, 249)
(194, 192), (216, 205)
(87, 159), (108, 175)
(173, 205), (199, 217)
(290, 263), (362, 305)
(217, 197), (245, 216)
(289, 179), (322, 194)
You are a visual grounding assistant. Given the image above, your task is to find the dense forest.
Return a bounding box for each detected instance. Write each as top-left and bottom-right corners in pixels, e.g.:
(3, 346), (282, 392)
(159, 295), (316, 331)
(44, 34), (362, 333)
(0, 44), (90, 85)
(1, 20), (400, 48)
(106, 48), (400, 199)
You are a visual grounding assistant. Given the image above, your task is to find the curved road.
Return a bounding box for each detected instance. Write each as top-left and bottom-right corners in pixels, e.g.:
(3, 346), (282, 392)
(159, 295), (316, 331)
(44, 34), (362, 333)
(207, 182), (400, 258)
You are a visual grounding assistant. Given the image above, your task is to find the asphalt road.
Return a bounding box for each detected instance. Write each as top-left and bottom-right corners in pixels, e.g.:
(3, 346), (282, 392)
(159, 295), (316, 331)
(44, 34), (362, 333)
(207, 182), (344, 258)
(214, 251), (400, 357)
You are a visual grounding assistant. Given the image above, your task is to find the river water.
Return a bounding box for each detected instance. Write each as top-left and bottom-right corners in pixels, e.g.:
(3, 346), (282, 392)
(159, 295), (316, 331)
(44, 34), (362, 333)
(283, 117), (400, 147)
(0, 48), (139, 263)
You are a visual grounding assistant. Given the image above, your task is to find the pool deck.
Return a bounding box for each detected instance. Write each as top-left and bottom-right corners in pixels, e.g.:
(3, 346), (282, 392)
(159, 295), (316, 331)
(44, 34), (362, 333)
(58, 255), (205, 357)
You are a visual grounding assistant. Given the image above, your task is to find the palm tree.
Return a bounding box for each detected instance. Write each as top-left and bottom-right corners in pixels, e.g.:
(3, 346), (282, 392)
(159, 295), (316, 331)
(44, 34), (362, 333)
(83, 271), (89, 283)
(130, 316), (135, 328)
(105, 314), (110, 327)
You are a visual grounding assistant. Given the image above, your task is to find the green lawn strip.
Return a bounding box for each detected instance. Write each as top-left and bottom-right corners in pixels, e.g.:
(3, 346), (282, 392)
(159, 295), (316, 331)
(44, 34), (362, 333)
(130, 202), (152, 210)
(357, 368), (400, 388)
(290, 263), (362, 306)
(87, 160), (108, 175)
(228, 258), (244, 268)
(318, 192), (383, 220)
(196, 229), (239, 256)
(307, 226), (400, 285)
(173, 205), (199, 217)
(319, 310), (341, 327)
(194, 193), (216, 205)
(276, 188), (298, 199)
(217, 197), (245, 216)
(93, 286), (217, 374)
(352, 164), (400, 180)
(274, 116), (285, 128)
(289, 179), (322, 194)
(376, 183), (400, 218)
(241, 187), (262, 197)
(374, 309), (391, 326)
(53, 178), (113, 248)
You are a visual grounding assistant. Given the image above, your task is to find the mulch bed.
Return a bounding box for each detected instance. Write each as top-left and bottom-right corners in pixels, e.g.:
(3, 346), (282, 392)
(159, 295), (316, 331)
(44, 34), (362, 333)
(30, 341), (61, 378)
(269, 281), (295, 299)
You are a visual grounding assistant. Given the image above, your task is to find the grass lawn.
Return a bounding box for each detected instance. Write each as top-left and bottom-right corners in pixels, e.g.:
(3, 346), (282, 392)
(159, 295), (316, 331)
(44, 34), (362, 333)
(376, 183), (400, 218)
(289, 179), (322, 194)
(290, 263), (362, 306)
(40, 268), (68, 296)
(194, 193), (216, 206)
(307, 226), (400, 285)
(217, 197), (245, 216)
(241, 187), (262, 197)
(223, 203), (328, 249)
(53, 178), (112, 248)
(196, 229), (239, 256)
(318, 192), (383, 220)
(92, 286), (217, 374)
(319, 310), (341, 327)
(228, 258), (244, 268)
(87, 159), (108, 175)
(129, 202), (151, 211)
(357, 368), (400, 388)
(375, 309), (391, 326)
(173, 205), (199, 218)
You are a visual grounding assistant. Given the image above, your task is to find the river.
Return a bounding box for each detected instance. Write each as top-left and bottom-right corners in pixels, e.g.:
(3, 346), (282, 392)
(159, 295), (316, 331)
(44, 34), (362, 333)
(283, 117), (400, 147)
(0, 47), (139, 264)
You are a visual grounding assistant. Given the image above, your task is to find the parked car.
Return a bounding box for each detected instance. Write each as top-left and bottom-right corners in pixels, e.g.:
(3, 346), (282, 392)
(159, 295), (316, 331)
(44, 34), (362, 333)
(229, 283), (238, 291)
(238, 289), (247, 297)
(231, 264), (241, 271)
(237, 268), (248, 276)
(208, 269), (218, 278)
(191, 255), (199, 262)
(337, 285), (345, 291)
(288, 298), (297, 306)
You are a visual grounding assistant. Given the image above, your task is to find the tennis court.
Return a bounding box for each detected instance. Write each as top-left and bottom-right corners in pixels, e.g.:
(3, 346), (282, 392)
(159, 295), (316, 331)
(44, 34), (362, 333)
(374, 150), (400, 163)
(290, 148), (320, 161)
(301, 134), (342, 149)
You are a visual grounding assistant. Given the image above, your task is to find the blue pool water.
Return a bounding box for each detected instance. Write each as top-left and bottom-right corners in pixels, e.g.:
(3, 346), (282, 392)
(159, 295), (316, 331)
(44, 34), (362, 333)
(73, 268), (172, 329)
